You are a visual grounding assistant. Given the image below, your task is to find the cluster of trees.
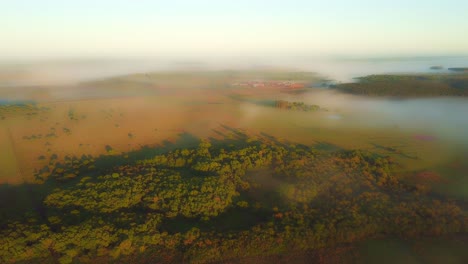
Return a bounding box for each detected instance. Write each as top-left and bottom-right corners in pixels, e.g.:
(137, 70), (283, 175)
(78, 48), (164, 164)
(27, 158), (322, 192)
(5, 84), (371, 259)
(68, 108), (87, 121)
(275, 100), (321, 111)
(0, 102), (49, 120)
(333, 73), (468, 97)
(1, 136), (466, 263)
(34, 154), (96, 183)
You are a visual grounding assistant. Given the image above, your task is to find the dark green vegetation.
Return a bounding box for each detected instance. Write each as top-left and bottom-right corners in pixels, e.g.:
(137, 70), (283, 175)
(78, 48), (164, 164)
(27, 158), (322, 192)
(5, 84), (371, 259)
(0, 101), (49, 120)
(333, 73), (468, 97)
(448, 68), (468, 72)
(275, 100), (322, 111)
(68, 108), (86, 121)
(1, 132), (466, 263)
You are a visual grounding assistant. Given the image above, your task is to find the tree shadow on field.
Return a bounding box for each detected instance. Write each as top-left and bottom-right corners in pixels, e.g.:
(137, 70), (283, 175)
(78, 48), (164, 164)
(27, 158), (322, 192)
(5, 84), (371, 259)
(93, 132), (201, 170)
(370, 142), (418, 160)
(312, 141), (343, 152)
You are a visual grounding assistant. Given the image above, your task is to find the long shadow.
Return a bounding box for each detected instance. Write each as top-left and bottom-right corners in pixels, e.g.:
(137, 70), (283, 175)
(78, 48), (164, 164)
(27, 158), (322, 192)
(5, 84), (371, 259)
(94, 132), (201, 171)
(219, 124), (248, 139)
(213, 125), (344, 154)
(259, 132), (292, 148)
(209, 125), (297, 151)
(208, 126), (253, 150)
(0, 183), (50, 225)
(311, 141), (343, 152)
(370, 142), (418, 160)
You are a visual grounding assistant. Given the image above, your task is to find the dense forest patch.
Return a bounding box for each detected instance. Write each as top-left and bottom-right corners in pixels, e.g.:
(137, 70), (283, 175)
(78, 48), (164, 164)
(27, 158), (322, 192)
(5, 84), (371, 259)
(0, 133), (466, 263)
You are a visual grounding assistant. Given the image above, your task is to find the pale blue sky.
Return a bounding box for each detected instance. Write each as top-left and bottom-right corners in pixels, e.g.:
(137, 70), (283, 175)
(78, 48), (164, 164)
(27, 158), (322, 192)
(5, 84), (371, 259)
(2, 0), (468, 58)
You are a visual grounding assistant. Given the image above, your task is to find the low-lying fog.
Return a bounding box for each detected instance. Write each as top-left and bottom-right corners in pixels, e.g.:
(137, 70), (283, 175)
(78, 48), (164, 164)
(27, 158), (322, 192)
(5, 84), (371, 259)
(2, 55), (468, 86)
(298, 90), (468, 146)
(1, 56), (467, 148)
(238, 90), (468, 167)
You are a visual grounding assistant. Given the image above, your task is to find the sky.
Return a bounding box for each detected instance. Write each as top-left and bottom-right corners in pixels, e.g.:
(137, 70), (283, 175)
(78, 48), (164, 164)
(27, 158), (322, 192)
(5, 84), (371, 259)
(2, 0), (468, 59)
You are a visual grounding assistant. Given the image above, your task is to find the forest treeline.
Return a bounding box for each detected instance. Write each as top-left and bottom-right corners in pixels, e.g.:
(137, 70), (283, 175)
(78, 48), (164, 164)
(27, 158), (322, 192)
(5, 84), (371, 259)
(0, 134), (466, 263)
(332, 73), (468, 97)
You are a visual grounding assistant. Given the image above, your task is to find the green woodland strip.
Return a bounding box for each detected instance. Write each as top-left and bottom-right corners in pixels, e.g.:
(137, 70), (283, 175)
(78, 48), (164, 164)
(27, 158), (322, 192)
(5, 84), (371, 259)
(0, 136), (466, 263)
